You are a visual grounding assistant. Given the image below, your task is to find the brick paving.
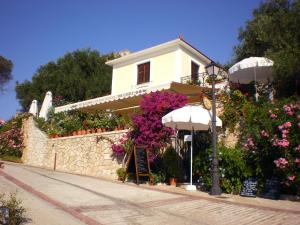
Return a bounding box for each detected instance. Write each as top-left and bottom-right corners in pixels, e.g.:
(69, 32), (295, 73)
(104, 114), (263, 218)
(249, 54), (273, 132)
(1, 163), (300, 225)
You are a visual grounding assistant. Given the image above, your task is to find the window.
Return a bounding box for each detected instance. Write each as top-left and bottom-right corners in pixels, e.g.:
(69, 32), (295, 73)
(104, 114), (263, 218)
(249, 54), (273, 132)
(137, 62), (150, 85)
(191, 61), (199, 84)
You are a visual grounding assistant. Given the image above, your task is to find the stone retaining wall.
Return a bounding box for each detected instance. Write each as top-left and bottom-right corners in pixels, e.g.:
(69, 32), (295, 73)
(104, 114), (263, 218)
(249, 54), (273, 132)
(22, 117), (125, 179)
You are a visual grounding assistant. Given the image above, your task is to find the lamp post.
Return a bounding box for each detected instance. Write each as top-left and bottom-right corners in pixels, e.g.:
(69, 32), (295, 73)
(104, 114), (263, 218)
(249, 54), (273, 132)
(205, 61), (222, 195)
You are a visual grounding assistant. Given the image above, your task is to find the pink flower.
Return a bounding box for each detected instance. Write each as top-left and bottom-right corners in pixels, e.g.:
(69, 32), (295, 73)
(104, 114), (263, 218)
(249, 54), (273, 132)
(295, 158), (300, 164)
(245, 137), (257, 149)
(279, 139), (289, 147)
(260, 130), (269, 137)
(295, 145), (300, 152)
(283, 122), (292, 129)
(272, 134), (289, 148)
(278, 125), (284, 130)
(298, 123), (300, 128)
(288, 175), (296, 181)
(0, 119), (5, 126)
(268, 110), (277, 119)
(283, 105), (294, 116)
(297, 114), (300, 119)
(274, 158), (289, 169)
(281, 129), (289, 138)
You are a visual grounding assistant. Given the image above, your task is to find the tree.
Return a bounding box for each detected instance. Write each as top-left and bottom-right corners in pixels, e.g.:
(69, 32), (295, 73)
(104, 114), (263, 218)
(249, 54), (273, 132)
(15, 49), (116, 111)
(233, 0), (300, 97)
(0, 55), (13, 92)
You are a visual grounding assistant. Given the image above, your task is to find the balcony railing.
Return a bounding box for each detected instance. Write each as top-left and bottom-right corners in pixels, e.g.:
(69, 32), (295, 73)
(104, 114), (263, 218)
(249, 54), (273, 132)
(180, 72), (207, 86)
(180, 72), (228, 87)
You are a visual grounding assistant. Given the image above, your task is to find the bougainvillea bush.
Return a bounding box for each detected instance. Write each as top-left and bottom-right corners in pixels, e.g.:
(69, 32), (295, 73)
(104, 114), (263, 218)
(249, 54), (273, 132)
(112, 91), (187, 158)
(0, 114), (29, 158)
(243, 99), (300, 195)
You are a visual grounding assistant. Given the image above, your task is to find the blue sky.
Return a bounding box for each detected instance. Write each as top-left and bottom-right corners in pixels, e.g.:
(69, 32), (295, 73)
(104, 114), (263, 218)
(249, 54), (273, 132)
(0, 0), (261, 120)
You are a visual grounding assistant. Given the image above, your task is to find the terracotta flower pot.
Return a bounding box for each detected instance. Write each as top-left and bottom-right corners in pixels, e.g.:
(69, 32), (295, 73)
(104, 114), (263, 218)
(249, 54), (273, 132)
(96, 128), (102, 133)
(81, 130), (86, 135)
(77, 130), (82, 135)
(72, 131), (77, 136)
(169, 178), (177, 187)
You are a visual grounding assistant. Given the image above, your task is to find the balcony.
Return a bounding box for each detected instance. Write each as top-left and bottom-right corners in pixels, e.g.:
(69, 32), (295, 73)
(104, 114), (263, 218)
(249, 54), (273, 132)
(180, 72), (207, 86)
(180, 72), (229, 91)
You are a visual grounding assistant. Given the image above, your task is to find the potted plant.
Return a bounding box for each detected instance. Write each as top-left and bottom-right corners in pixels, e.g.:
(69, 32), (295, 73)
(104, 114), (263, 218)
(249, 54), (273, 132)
(116, 116), (126, 130)
(48, 124), (61, 138)
(116, 167), (127, 182)
(163, 146), (180, 186)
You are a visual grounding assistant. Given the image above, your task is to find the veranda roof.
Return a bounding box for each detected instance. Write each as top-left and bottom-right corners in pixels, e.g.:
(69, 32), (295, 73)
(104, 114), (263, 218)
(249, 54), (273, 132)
(54, 82), (207, 114)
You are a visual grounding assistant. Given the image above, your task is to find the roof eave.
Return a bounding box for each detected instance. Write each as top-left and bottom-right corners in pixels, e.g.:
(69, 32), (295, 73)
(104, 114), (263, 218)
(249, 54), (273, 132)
(106, 38), (212, 66)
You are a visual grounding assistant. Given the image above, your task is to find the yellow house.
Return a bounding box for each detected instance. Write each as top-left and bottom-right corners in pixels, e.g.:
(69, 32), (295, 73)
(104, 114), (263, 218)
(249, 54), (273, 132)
(55, 38), (222, 114)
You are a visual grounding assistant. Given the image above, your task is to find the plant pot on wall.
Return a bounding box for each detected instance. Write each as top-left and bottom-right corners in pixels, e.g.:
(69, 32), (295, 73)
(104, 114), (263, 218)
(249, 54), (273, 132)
(96, 128), (102, 133)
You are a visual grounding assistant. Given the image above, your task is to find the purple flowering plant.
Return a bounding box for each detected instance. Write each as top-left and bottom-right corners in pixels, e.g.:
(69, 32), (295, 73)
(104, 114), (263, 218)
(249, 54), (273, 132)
(111, 91), (187, 159)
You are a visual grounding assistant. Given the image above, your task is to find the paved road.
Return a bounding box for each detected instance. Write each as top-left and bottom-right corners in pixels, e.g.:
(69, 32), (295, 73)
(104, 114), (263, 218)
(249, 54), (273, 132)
(1, 163), (300, 225)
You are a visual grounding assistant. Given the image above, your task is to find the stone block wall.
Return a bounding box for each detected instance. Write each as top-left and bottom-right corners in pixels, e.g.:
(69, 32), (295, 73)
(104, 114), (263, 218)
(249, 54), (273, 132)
(22, 117), (125, 179)
(22, 117), (49, 167)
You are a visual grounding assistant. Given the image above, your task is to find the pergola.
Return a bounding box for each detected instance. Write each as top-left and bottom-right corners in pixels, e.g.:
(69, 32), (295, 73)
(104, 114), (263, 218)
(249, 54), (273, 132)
(54, 82), (209, 115)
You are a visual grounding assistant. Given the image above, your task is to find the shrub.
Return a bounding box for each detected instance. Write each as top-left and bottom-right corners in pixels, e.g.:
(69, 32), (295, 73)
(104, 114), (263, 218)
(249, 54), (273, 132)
(150, 171), (166, 185)
(0, 192), (26, 225)
(193, 145), (250, 194)
(221, 89), (300, 196)
(116, 168), (127, 182)
(163, 146), (180, 178)
(0, 114), (29, 158)
(241, 98), (300, 195)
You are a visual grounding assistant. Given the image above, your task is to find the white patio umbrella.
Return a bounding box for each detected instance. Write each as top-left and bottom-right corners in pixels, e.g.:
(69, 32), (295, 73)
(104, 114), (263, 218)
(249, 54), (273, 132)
(39, 91), (52, 120)
(162, 105), (222, 191)
(228, 57), (274, 101)
(28, 100), (38, 117)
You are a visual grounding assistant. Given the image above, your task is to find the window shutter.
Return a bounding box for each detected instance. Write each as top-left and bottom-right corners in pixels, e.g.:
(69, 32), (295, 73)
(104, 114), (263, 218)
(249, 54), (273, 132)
(137, 62), (150, 85)
(138, 64), (143, 84)
(191, 61), (199, 83)
(145, 62), (150, 83)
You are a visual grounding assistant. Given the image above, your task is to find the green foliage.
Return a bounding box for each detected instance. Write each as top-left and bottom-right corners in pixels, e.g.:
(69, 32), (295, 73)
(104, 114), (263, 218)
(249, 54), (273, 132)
(150, 171), (166, 185)
(0, 155), (22, 163)
(163, 146), (180, 178)
(233, 0), (300, 97)
(220, 90), (250, 132)
(0, 55), (13, 91)
(34, 109), (124, 136)
(218, 146), (251, 194)
(116, 168), (127, 182)
(193, 145), (250, 194)
(0, 192), (26, 225)
(15, 49), (116, 111)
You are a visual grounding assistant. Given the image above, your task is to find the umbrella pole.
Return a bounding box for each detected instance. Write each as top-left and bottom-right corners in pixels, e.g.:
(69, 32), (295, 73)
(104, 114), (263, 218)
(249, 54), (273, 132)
(186, 129), (196, 191)
(190, 130), (193, 187)
(254, 67), (258, 102)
